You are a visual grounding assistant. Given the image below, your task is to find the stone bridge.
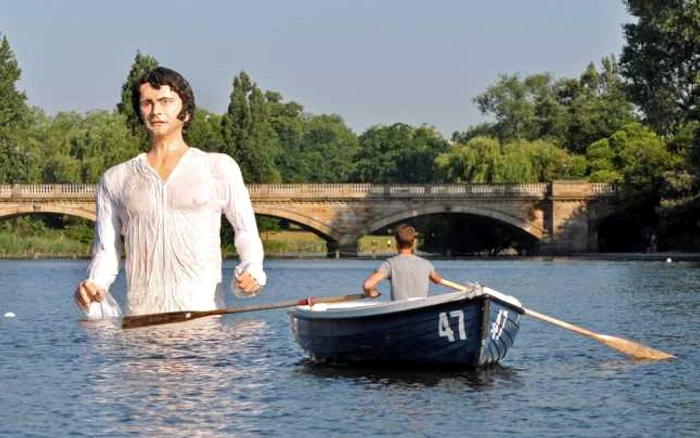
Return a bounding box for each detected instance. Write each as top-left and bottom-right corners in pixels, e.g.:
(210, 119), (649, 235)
(0, 182), (618, 254)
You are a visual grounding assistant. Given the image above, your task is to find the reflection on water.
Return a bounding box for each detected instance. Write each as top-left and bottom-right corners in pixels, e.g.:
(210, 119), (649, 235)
(296, 360), (523, 390)
(81, 317), (274, 436)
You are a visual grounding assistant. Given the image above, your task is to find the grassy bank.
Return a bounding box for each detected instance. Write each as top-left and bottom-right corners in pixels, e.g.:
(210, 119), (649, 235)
(226, 231), (395, 258)
(0, 233), (92, 259)
(0, 229), (396, 259)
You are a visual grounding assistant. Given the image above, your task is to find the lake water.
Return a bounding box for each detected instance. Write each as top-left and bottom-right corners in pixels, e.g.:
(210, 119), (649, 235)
(0, 258), (698, 437)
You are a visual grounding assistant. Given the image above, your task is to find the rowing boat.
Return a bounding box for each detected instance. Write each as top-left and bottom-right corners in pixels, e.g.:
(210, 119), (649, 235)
(290, 284), (523, 368)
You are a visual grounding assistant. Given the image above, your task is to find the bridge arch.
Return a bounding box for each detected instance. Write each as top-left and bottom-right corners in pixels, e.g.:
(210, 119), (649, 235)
(252, 205), (339, 242)
(346, 205), (545, 245)
(0, 204), (96, 222)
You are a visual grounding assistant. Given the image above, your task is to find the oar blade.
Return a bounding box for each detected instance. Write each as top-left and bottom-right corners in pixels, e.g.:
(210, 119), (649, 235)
(597, 334), (675, 360)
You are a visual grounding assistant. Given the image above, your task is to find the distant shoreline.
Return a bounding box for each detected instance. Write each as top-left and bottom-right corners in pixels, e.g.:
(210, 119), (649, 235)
(552, 252), (700, 262)
(1, 252), (698, 262)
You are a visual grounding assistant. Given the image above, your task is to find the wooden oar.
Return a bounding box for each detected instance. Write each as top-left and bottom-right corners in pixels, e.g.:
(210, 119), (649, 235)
(440, 279), (675, 361)
(122, 293), (366, 329)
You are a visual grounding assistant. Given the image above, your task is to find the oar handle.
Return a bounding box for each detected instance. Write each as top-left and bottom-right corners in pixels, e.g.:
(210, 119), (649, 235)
(121, 293), (366, 329)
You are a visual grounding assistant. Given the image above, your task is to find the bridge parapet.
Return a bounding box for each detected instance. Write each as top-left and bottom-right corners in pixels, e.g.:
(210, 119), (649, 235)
(0, 184), (97, 199)
(0, 182), (615, 201)
(551, 180), (618, 199)
(247, 183), (555, 199)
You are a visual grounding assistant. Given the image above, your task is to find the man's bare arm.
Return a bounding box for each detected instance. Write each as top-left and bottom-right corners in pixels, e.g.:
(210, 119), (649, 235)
(429, 270), (443, 284)
(363, 271), (385, 298)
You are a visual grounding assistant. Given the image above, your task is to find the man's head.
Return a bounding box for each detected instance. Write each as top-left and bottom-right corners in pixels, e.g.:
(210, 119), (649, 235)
(131, 67), (196, 132)
(394, 224), (417, 250)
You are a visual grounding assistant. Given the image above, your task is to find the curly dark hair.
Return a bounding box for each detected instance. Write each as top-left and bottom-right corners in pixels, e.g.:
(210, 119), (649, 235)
(131, 66), (196, 132)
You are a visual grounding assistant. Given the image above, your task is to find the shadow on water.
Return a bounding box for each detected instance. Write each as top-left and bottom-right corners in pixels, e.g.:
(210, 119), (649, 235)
(294, 358), (523, 390)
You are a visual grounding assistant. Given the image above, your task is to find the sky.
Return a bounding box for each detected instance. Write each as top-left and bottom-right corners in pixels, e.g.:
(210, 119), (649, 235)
(1, 0), (631, 137)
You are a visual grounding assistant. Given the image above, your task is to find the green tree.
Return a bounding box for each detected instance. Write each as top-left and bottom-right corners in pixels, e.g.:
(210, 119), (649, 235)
(435, 136), (502, 183)
(620, 0), (700, 135)
(451, 122), (494, 144)
(37, 111), (139, 183)
(221, 71), (280, 183)
(616, 123), (671, 192)
(663, 121), (698, 198)
(299, 114), (359, 182)
(353, 123), (450, 183)
(0, 33), (34, 183)
(437, 136), (581, 183)
(70, 111), (141, 183)
(187, 109), (224, 152)
(117, 51), (159, 137)
(276, 112), (359, 183)
(504, 139), (572, 182)
(33, 111), (82, 183)
(586, 122), (671, 191)
(559, 58), (636, 153)
(466, 59), (635, 154)
(472, 73), (559, 142)
(265, 91), (305, 182)
(586, 138), (621, 183)
(496, 141), (534, 182)
(266, 90), (304, 146)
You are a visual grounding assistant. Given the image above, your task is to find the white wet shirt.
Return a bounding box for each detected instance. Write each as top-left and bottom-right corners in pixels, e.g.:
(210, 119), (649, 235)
(87, 148), (266, 316)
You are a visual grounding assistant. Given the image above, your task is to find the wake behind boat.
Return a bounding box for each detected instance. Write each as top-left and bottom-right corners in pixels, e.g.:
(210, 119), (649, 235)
(290, 284), (524, 368)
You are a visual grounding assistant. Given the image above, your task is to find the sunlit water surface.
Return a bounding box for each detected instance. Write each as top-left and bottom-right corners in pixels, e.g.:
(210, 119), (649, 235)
(1, 258), (698, 437)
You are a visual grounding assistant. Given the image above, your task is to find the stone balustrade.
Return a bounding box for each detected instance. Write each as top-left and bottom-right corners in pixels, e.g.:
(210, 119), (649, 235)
(0, 182), (615, 200)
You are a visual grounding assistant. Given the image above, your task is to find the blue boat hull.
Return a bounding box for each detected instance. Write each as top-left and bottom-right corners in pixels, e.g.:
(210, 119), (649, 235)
(290, 289), (523, 368)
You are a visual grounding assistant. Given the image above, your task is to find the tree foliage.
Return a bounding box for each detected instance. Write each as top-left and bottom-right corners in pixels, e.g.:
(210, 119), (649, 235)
(586, 122), (671, 192)
(36, 110), (140, 183)
(467, 58), (635, 154)
(436, 136), (584, 183)
(0, 33), (33, 183)
(473, 73), (554, 142)
(117, 51), (159, 137)
(187, 109), (224, 152)
(620, 0), (700, 135)
(221, 71), (281, 183)
(277, 113), (359, 182)
(560, 58), (636, 153)
(353, 123), (450, 183)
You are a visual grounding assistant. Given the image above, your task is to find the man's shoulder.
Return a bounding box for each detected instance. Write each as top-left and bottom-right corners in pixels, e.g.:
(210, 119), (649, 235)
(97, 155), (141, 199)
(383, 254), (406, 268)
(392, 254), (432, 266)
(192, 149), (241, 175)
(189, 148), (235, 164)
(102, 155), (141, 181)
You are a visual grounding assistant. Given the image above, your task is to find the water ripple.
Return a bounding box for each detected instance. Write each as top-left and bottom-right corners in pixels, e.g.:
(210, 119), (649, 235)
(0, 259), (698, 437)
